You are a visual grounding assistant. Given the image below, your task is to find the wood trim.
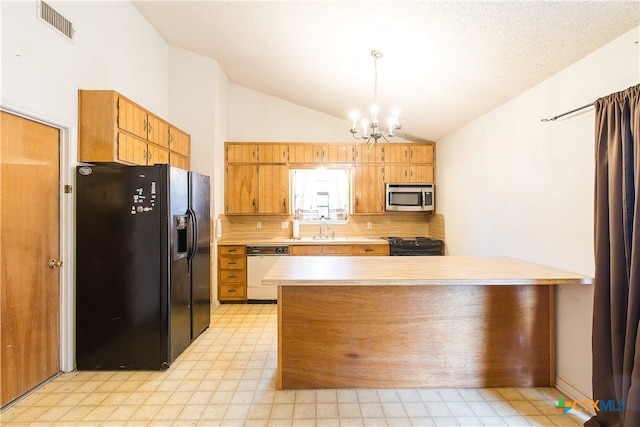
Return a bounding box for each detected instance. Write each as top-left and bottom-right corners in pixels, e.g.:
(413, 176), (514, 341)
(548, 285), (556, 387)
(277, 285), (284, 390)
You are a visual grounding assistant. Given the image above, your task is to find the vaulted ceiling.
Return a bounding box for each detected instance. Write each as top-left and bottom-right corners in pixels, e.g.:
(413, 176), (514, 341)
(132, 1), (639, 141)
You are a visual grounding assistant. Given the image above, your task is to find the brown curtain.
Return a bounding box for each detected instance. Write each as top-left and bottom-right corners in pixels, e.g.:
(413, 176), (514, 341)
(587, 84), (640, 427)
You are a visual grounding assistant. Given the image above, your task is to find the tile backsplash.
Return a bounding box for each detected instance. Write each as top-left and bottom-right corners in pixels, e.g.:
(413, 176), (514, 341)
(216, 212), (445, 242)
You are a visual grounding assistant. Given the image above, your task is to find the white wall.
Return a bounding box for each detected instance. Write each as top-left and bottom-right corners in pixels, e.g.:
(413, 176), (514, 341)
(1, 1), (169, 123)
(230, 85), (354, 142)
(168, 46), (231, 304)
(437, 26), (640, 398)
(168, 46), (228, 196)
(1, 0), (170, 371)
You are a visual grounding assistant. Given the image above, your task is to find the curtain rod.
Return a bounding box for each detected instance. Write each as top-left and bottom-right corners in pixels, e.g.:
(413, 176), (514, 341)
(540, 102), (594, 122)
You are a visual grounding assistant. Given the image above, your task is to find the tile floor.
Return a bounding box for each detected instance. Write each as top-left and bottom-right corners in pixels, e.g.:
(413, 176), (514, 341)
(1, 303), (589, 426)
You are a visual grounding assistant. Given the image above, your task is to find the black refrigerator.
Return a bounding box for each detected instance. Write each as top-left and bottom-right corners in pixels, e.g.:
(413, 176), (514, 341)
(75, 163), (210, 370)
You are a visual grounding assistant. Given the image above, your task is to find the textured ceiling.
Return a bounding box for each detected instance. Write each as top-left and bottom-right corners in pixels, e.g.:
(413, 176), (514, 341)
(131, 1), (640, 141)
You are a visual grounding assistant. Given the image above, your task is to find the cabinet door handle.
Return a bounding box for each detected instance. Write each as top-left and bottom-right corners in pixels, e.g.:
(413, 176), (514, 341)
(228, 275), (237, 279)
(228, 261), (237, 265)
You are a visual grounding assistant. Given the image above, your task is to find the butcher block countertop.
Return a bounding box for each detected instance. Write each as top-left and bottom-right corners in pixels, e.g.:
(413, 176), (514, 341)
(263, 255), (592, 286)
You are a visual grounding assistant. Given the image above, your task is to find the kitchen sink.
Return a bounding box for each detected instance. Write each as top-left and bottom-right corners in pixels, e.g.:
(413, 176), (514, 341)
(289, 236), (349, 242)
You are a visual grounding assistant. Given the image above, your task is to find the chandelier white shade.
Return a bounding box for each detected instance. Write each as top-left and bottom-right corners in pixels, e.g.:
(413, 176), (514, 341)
(349, 50), (402, 144)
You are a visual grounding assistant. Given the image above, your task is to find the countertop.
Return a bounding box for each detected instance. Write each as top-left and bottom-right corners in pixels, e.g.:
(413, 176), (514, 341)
(218, 237), (389, 245)
(262, 256), (593, 286)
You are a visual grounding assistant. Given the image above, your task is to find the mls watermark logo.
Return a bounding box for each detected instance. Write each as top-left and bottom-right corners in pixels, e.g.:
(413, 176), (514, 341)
(556, 398), (626, 415)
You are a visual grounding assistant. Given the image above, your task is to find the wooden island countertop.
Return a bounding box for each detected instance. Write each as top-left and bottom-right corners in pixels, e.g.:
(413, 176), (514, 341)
(262, 255), (592, 286)
(266, 256), (592, 390)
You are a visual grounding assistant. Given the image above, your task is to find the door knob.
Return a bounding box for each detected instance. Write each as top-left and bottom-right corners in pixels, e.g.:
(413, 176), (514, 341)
(49, 259), (63, 269)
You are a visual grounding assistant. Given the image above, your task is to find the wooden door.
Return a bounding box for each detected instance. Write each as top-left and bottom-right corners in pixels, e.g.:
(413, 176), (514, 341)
(1, 112), (61, 407)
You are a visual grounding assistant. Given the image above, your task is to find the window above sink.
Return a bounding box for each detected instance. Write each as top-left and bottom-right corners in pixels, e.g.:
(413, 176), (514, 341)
(291, 168), (349, 223)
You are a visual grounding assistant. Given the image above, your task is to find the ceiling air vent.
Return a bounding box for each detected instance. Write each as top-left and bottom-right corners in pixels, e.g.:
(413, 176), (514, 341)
(37, 0), (74, 41)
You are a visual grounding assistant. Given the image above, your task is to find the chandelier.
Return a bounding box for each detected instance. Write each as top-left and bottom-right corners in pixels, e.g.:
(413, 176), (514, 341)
(349, 50), (401, 144)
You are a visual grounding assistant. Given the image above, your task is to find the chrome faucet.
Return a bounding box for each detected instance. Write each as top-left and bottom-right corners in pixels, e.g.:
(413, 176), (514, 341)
(319, 221), (335, 240)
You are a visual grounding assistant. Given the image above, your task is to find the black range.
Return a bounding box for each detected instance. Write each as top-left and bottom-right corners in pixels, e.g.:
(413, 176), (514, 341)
(381, 236), (444, 256)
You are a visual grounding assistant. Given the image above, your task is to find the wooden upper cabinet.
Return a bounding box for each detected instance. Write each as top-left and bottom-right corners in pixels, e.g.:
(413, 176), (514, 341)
(257, 143), (288, 164)
(226, 143), (288, 164)
(169, 126), (190, 156)
(257, 164), (289, 214)
(78, 90), (189, 167)
(169, 126), (190, 170)
(225, 164), (258, 214)
(324, 144), (353, 163)
(353, 164), (385, 214)
(354, 144), (384, 164)
(224, 163), (288, 215)
(383, 143), (435, 183)
(408, 144), (434, 164)
(288, 143), (353, 164)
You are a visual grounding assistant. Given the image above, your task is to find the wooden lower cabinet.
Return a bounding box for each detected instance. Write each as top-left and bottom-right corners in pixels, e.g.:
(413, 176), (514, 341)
(290, 245), (352, 256)
(290, 244), (389, 256)
(218, 245), (247, 302)
(351, 244), (390, 256)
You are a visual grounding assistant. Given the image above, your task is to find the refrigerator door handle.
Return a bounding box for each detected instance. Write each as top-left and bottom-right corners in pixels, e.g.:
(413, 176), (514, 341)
(187, 207), (198, 261)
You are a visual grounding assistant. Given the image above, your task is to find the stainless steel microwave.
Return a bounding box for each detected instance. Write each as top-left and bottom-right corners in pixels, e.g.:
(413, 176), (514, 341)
(385, 183), (434, 212)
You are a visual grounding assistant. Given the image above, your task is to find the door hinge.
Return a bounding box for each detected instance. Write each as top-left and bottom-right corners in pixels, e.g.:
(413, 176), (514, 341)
(64, 185), (73, 194)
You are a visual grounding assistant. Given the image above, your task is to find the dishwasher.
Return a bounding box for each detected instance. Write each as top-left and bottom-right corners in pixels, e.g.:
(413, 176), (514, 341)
(246, 245), (289, 303)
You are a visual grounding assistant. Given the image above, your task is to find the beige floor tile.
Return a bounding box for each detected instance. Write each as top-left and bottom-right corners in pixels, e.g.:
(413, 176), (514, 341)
(356, 389), (380, 403)
(293, 402), (316, 418)
(316, 389), (338, 403)
(317, 402), (340, 418)
(510, 400), (544, 416)
(295, 389), (317, 404)
(247, 403), (272, 420)
(338, 402), (363, 418)
(129, 404), (163, 421)
(363, 417), (388, 426)
(270, 402), (294, 419)
(359, 402), (384, 418)
(433, 416), (461, 426)
(456, 415), (482, 426)
(0, 305), (591, 427)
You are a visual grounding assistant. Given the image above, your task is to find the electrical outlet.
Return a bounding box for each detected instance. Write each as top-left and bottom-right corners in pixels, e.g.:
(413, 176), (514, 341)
(281, 221), (289, 229)
(367, 222), (373, 229)
(256, 221), (262, 229)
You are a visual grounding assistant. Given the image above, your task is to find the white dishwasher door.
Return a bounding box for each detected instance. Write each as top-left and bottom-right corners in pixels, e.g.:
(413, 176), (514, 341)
(247, 255), (284, 302)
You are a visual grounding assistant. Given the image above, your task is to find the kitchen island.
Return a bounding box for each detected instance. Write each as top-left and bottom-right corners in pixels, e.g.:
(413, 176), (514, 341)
(262, 256), (592, 390)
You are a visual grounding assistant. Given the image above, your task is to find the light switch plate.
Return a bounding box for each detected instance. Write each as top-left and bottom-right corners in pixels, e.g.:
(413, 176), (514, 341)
(281, 221), (289, 229)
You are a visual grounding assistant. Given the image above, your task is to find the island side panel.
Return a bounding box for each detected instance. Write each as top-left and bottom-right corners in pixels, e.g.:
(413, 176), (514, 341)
(278, 284), (553, 389)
